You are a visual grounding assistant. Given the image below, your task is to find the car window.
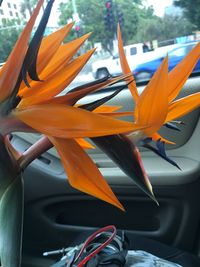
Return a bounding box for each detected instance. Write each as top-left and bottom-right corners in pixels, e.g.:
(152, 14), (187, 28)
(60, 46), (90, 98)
(113, 52), (119, 59)
(0, 0), (199, 86)
(169, 44), (195, 57)
(169, 47), (188, 57)
(185, 43), (196, 54)
(130, 47), (137, 56)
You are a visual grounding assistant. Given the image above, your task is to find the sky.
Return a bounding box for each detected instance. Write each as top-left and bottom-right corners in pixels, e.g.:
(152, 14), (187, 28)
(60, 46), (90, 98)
(143, 0), (173, 17)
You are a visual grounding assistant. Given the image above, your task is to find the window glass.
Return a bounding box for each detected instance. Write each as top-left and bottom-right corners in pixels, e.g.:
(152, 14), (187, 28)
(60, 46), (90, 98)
(169, 47), (187, 57)
(0, 0), (199, 86)
(130, 47), (137, 56)
(113, 52), (119, 59)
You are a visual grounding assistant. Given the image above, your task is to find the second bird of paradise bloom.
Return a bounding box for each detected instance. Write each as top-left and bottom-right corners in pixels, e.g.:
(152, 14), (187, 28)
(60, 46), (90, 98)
(107, 24), (200, 185)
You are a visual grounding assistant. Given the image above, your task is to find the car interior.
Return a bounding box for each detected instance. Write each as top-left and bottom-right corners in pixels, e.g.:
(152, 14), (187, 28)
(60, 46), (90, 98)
(1, 1), (200, 267)
(11, 72), (200, 266)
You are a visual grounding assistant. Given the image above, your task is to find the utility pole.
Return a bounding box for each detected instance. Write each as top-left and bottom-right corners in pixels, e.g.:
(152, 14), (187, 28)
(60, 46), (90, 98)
(72, 0), (79, 21)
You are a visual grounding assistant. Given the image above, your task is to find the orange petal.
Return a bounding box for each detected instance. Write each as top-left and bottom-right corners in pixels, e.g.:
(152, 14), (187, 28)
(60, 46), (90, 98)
(18, 49), (96, 108)
(18, 32), (92, 95)
(94, 105), (122, 113)
(117, 24), (138, 101)
(36, 23), (74, 74)
(151, 132), (175, 145)
(21, 80), (112, 107)
(168, 42), (200, 102)
(75, 138), (95, 149)
(0, 0), (44, 102)
(99, 111), (134, 118)
(166, 92), (200, 122)
(135, 56), (169, 136)
(18, 23), (74, 91)
(19, 74), (127, 108)
(14, 103), (141, 138)
(49, 137), (124, 210)
(40, 32), (92, 80)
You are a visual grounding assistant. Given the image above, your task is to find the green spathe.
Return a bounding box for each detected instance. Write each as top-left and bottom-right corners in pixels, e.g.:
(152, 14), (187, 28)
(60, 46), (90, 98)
(0, 135), (23, 267)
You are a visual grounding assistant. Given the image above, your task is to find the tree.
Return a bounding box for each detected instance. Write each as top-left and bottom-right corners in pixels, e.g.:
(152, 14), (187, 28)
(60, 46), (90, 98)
(130, 6), (162, 43)
(134, 15), (194, 44)
(0, 19), (21, 63)
(160, 14), (194, 41)
(20, 0), (39, 19)
(58, 0), (142, 53)
(132, 7), (194, 44)
(174, 0), (200, 29)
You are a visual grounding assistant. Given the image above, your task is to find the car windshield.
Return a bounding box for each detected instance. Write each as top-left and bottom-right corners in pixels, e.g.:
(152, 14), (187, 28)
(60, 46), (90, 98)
(0, 0), (198, 86)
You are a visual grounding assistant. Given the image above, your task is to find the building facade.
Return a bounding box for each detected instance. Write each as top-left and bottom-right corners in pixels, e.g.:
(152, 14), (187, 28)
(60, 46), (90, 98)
(0, 0), (22, 23)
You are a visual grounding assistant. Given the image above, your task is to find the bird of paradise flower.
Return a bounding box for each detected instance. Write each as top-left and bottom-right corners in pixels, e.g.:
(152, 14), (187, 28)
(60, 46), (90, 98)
(82, 27), (200, 212)
(1, 0), (200, 265)
(0, 1), (153, 266)
(1, 0), (136, 213)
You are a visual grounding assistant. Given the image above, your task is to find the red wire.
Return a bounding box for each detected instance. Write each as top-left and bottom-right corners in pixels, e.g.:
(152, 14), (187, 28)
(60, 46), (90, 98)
(75, 225), (117, 267)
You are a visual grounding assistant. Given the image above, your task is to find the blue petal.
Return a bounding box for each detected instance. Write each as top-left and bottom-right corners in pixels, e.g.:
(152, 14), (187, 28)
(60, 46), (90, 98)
(143, 140), (181, 170)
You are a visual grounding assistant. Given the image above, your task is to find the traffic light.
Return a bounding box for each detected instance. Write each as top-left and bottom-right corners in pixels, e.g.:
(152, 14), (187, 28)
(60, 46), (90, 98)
(104, 0), (115, 31)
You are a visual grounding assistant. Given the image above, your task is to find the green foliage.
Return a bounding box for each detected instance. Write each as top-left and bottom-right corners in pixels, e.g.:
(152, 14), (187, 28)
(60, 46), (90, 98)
(174, 0), (200, 29)
(114, 0), (140, 44)
(20, 0), (38, 18)
(129, 6), (160, 43)
(0, 19), (22, 63)
(160, 15), (194, 40)
(58, 0), (142, 52)
(133, 14), (194, 43)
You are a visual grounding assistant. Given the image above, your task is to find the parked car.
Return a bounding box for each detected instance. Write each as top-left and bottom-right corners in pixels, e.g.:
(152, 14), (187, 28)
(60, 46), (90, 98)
(134, 42), (200, 81)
